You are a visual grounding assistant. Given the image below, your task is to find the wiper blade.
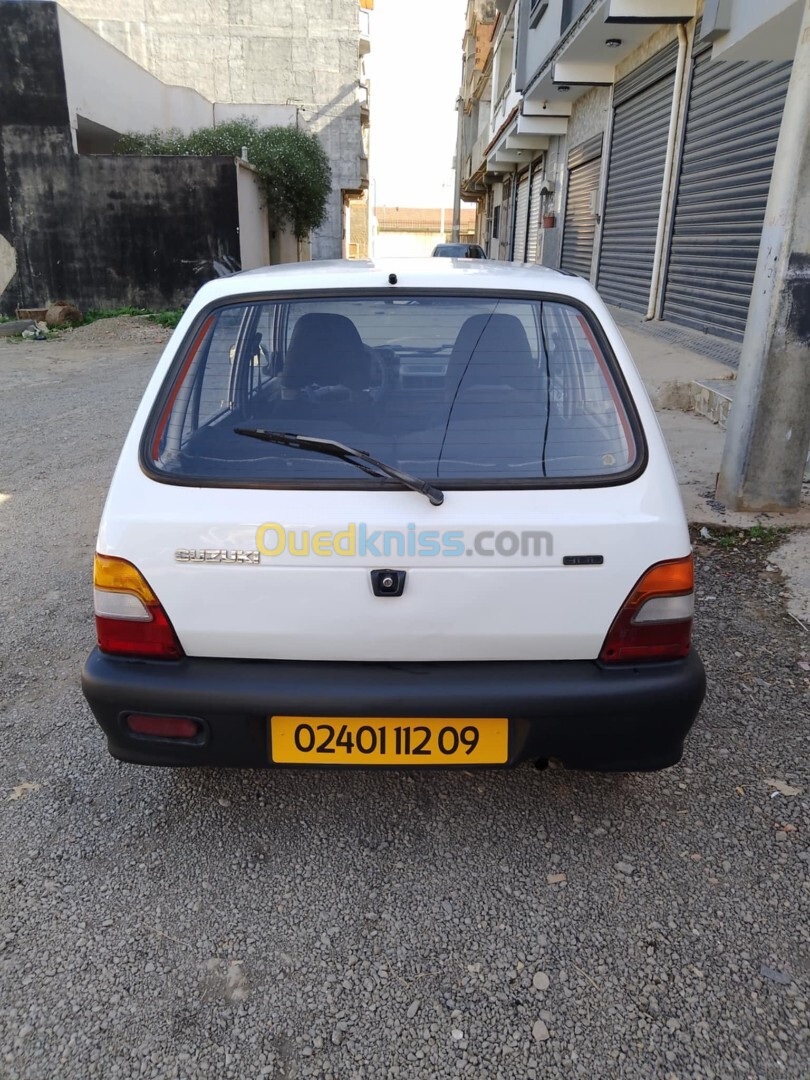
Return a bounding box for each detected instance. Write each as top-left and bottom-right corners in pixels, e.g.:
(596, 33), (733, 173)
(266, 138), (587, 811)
(233, 428), (445, 506)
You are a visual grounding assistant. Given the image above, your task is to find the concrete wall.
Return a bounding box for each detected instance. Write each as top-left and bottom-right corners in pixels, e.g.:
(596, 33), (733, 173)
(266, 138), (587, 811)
(707, 0), (804, 61)
(1, 151), (241, 314)
(347, 191), (369, 259)
(0, 0), (72, 305)
(565, 84), (610, 148)
(58, 0), (355, 104)
(57, 0), (367, 260)
(214, 103), (298, 128)
(236, 163), (270, 271)
(519, 0), (565, 86)
(270, 230), (307, 266)
(0, 2), (251, 313)
(0, 3), (70, 134)
(614, 21), (678, 81)
(56, 6), (213, 151)
(375, 229), (479, 259)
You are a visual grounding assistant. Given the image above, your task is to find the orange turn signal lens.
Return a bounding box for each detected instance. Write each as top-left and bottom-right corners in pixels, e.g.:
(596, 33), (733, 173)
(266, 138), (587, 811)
(624, 555), (694, 606)
(94, 553), (157, 603)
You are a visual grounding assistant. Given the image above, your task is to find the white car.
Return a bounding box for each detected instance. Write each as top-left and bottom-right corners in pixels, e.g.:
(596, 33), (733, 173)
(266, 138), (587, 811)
(82, 259), (705, 771)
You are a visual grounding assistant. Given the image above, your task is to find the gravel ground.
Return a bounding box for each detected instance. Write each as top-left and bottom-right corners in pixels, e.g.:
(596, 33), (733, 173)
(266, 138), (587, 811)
(0, 338), (808, 1080)
(47, 314), (173, 347)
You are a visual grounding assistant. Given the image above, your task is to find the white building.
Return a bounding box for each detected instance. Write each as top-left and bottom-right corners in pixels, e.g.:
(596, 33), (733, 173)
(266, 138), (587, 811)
(456, 0), (804, 341)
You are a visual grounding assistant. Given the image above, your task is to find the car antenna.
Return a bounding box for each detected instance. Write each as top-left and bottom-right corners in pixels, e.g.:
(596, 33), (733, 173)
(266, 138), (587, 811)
(388, 272), (397, 285)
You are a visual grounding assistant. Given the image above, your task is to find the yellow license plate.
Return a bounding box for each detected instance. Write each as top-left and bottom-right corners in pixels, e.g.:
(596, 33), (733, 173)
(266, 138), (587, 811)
(270, 716), (508, 765)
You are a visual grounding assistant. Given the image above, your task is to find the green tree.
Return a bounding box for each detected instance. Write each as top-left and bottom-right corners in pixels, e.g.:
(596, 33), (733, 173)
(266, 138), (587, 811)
(115, 118), (332, 239)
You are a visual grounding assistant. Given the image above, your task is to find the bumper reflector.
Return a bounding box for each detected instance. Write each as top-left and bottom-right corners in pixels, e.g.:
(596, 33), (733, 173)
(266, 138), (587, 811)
(126, 714), (201, 739)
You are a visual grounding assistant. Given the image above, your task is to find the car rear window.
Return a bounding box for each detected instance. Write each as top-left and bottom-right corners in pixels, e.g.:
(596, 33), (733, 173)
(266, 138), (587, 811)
(145, 293), (641, 487)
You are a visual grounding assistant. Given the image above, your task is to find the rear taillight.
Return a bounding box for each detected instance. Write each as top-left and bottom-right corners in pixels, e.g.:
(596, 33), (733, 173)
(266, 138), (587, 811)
(599, 555), (694, 663)
(93, 554), (183, 659)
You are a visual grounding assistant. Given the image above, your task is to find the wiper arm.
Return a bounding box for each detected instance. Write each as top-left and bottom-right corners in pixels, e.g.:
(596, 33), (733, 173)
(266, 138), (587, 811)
(233, 428), (445, 506)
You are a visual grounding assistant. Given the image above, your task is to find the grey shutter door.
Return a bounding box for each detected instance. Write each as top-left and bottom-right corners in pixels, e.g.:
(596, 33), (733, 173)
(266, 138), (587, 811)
(526, 164), (543, 263)
(597, 42), (678, 309)
(661, 50), (791, 340)
(560, 133), (603, 278)
(560, 156), (601, 277)
(512, 172), (530, 261)
(500, 180), (512, 259)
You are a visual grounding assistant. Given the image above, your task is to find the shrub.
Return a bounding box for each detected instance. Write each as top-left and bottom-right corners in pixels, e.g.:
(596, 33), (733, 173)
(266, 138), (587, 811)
(115, 118), (332, 239)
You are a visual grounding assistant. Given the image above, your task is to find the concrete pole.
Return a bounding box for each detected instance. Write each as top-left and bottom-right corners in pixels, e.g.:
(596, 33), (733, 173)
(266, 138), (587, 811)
(716, 0), (810, 511)
(452, 95), (463, 242)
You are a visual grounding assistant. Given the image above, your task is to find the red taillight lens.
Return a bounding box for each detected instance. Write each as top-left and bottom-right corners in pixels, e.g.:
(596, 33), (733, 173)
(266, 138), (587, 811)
(126, 714), (201, 739)
(600, 555), (694, 663)
(93, 554), (183, 660)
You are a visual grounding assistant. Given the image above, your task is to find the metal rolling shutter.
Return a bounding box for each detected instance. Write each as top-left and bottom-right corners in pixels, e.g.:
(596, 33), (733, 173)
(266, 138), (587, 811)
(526, 163), (544, 263)
(560, 134), (603, 278)
(500, 178), (512, 259)
(512, 171), (530, 261)
(662, 49), (791, 340)
(597, 42), (679, 309)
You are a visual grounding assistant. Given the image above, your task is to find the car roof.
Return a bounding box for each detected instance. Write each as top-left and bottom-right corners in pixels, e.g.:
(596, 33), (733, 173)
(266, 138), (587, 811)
(194, 258), (584, 302)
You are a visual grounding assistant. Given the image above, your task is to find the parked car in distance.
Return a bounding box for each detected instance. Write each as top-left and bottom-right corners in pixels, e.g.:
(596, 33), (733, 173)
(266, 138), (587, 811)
(82, 258), (705, 772)
(432, 242), (487, 258)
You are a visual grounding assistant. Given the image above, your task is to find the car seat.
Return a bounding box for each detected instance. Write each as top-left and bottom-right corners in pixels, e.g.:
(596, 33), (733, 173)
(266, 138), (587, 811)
(283, 313), (371, 393)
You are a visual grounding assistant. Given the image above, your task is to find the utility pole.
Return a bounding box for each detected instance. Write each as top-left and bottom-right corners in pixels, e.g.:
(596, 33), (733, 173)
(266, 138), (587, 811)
(716, 0), (810, 511)
(452, 94), (463, 242)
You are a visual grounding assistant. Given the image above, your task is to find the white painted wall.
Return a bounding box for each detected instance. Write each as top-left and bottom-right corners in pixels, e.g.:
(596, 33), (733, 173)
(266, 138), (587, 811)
(521, 0), (564, 85)
(709, 0), (804, 61)
(56, 7), (213, 150)
(375, 232), (449, 258)
(236, 163), (270, 271)
(0, 235), (16, 299)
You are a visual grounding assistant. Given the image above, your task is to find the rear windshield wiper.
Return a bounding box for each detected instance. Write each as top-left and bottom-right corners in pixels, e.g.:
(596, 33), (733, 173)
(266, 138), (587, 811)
(233, 428), (445, 506)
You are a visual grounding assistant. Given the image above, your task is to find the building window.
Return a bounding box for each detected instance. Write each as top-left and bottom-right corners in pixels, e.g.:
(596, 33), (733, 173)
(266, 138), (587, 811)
(492, 205), (500, 240)
(529, 1), (549, 28)
(561, 0), (589, 33)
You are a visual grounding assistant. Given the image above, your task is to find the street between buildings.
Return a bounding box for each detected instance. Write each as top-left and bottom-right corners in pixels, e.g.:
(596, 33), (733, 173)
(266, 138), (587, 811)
(0, 323), (808, 1079)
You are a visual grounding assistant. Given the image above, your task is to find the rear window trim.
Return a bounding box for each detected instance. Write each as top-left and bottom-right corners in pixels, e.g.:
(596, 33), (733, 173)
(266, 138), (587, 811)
(139, 287), (649, 492)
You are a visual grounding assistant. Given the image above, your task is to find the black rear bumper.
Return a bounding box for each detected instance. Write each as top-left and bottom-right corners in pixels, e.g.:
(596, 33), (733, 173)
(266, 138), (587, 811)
(81, 648), (705, 771)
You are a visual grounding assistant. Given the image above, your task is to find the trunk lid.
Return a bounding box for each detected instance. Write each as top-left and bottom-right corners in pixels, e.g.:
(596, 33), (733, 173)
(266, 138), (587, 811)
(99, 477), (688, 662)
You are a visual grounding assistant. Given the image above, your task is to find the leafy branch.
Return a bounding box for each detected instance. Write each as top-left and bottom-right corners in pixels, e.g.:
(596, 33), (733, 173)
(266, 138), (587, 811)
(114, 118), (332, 239)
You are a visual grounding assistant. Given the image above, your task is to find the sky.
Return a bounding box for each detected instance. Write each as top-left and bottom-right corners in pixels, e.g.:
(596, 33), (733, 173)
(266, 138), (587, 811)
(366, 0), (468, 210)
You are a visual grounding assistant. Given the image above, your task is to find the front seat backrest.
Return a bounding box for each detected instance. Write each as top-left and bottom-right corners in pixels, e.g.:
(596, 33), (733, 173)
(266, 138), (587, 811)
(448, 313), (540, 397)
(284, 313), (370, 391)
